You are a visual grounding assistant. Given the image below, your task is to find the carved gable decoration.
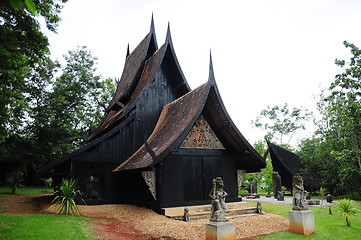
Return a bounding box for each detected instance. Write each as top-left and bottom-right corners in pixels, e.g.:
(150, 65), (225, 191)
(180, 115), (225, 149)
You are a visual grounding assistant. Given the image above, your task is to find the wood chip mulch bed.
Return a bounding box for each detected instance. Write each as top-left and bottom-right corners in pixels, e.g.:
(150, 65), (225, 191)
(1, 194), (289, 240)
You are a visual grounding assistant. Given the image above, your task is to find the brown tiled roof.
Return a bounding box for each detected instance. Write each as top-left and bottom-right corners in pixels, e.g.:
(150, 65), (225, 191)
(113, 79), (266, 171)
(113, 83), (210, 171)
(108, 32), (156, 111)
(130, 43), (168, 103)
(87, 31), (158, 141)
(204, 87), (264, 169)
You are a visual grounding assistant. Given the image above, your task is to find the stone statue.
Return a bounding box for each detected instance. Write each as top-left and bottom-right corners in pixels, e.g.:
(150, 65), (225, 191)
(209, 177), (228, 222)
(326, 194), (333, 203)
(256, 202), (264, 214)
(251, 179), (257, 194)
(276, 191), (284, 201)
(292, 173), (308, 210)
(183, 207), (190, 222)
(272, 172), (282, 199)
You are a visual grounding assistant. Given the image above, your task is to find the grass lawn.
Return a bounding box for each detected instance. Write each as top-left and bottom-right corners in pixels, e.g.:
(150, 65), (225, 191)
(249, 201), (361, 239)
(0, 214), (95, 240)
(0, 186), (95, 240)
(0, 186), (52, 195)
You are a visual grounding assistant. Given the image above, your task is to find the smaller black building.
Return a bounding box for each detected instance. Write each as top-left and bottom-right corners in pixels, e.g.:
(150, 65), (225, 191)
(266, 141), (320, 191)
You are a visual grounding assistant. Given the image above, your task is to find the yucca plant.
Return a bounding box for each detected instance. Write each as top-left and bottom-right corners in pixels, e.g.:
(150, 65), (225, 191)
(49, 178), (85, 215)
(335, 198), (359, 226)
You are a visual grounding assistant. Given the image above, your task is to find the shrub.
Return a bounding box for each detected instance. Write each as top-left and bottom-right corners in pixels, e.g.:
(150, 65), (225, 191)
(6, 171), (24, 194)
(42, 178), (53, 192)
(317, 187), (327, 196)
(49, 178), (85, 215)
(335, 198), (359, 226)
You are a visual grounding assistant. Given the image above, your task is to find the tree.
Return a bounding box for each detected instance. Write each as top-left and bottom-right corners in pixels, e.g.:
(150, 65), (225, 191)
(0, 1), (116, 185)
(299, 41), (361, 196)
(241, 140), (273, 193)
(254, 140), (274, 193)
(252, 103), (312, 146)
(0, 0), (67, 148)
(29, 46), (116, 168)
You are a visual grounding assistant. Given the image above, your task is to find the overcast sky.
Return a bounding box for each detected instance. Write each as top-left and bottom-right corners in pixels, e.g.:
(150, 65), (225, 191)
(42, 0), (361, 146)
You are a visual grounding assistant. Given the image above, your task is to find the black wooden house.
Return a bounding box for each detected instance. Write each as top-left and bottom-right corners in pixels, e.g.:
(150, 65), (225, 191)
(42, 18), (266, 210)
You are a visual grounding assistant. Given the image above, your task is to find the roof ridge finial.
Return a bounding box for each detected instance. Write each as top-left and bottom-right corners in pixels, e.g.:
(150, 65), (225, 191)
(208, 49), (216, 85)
(165, 21), (172, 44)
(126, 43), (130, 59)
(150, 13), (155, 33)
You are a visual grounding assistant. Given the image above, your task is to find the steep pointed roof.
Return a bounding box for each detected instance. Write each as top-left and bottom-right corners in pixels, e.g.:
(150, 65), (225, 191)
(203, 57), (264, 171)
(266, 141), (320, 189)
(267, 141), (303, 176)
(114, 59), (265, 171)
(208, 50), (216, 85)
(107, 18), (157, 112)
(163, 22), (190, 91)
(87, 19), (192, 142)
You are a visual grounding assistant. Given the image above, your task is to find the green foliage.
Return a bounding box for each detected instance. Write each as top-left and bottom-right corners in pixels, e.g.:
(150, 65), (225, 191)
(42, 178), (53, 192)
(0, 214), (95, 239)
(252, 103), (312, 145)
(50, 178), (84, 215)
(317, 187), (327, 197)
(249, 140), (274, 193)
(29, 46), (115, 167)
(1, 43), (115, 183)
(46, 46), (115, 149)
(334, 193), (361, 201)
(299, 41), (361, 196)
(0, 186), (48, 195)
(6, 171), (24, 194)
(335, 198), (359, 226)
(0, 0), (70, 185)
(9, 0), (38, 15)
(0, 0), (67, 145)
(241, 179), (251, 192)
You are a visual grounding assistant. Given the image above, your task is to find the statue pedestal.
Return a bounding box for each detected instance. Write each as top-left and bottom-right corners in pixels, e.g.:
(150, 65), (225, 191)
(206, 221), (235, 240)
(288, 210), (315, 235)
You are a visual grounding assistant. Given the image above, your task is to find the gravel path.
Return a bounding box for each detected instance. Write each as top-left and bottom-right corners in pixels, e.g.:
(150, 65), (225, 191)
(71, 204), (288, 240)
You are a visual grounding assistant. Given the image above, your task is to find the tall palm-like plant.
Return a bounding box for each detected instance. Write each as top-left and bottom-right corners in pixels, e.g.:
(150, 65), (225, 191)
(335, 198), (359, 226)
(49, 178), (85, 215)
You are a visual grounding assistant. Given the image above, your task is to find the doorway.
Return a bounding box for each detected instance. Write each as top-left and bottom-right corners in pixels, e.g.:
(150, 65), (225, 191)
(182, 156), (221, 201)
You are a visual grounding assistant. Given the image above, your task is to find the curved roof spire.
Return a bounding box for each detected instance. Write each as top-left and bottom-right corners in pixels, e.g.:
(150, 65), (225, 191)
(149, 13), (158, 48)
(165, 21), (173, 44)
(126, 43), (130, 59)
(208, 49), (216, 85)
(150, 13), (155, 33)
